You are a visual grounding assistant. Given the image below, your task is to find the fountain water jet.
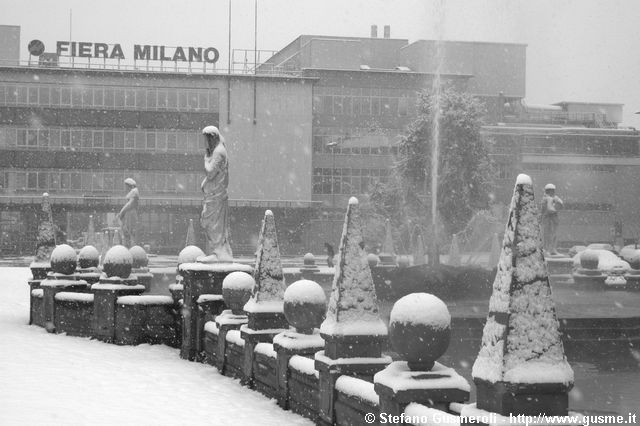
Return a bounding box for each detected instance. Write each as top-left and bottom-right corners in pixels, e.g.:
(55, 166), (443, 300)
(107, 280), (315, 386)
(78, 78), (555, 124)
(428, 0), (446, 265)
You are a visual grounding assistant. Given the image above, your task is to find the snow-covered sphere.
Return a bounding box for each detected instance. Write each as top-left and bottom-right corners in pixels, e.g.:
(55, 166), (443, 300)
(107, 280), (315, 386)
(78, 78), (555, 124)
(303, 252), (315, 266)
(283, 279), (327, 334)
(178, 245), (205, 264)
(78, 245), (100, 269)
(367, 253), (380, 268)
(222, 271), (255, 314)
(50, 244), (77, 275)
(129, 245), (148, 268)
(389, 293), (451, 371)
(103, 245), (133, 278)
(580, 249), (600, 270)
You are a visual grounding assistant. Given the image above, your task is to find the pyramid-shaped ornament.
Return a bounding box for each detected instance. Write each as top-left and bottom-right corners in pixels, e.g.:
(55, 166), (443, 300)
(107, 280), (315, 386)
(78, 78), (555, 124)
(244, 210), (286, 318)
(471, 174), (573, 415)
(321, 197), (386, 342)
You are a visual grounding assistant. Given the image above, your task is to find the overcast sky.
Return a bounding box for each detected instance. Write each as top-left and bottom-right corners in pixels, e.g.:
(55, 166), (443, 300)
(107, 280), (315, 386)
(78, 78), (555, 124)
(2, 0), (639, 126)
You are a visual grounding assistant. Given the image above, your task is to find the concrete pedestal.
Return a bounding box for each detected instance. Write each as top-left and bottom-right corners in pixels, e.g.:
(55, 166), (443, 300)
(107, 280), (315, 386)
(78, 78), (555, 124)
(215, 311), (247, 372)
(178, 262), (252, 361)
(91, 277), (145, 343)
(374, 361), (470, 415)
(240, 317), (287, 387)
(41, 277), (89, 333)
(474, 378), (571, 416)
(273, 331), (324, 408)
(315, 349), (391, 426)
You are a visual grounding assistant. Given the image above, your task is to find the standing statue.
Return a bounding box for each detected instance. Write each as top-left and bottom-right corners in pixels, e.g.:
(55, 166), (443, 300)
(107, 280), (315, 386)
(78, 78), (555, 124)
(541, 183), (563, 255)
(117, 178), (139, 248)
(201, 125), (233, 260)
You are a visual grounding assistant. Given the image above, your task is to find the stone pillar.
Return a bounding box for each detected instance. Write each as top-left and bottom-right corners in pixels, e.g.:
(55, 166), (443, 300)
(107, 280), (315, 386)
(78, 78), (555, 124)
(92, 278), (145, 342)
(374, 293), (470, 416)
(315, 197), (391, 426)
(179, 261), (252, 361)
(42, 278), (89, 333)
(40, 244), (89, 332)
(241, 210), (288, 386)
(471, 174), (573, 416)
(378, 218), (397, 266)
(92, 245), (145, 342)
(274, 279), (326, 409)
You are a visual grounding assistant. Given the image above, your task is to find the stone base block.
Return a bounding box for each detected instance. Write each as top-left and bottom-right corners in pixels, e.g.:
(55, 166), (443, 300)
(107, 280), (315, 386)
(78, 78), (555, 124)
(321, 333), (385, 359)
(475, 379), (570, 416)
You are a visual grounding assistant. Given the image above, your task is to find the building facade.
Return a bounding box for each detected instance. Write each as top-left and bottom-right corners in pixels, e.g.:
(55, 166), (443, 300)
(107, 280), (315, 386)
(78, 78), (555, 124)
(2, 25), (638, 255)
(0, 28), (316, 254)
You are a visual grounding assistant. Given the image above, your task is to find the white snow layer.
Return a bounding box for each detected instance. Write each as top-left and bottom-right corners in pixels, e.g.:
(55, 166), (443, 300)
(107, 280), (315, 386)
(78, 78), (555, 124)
(404, 403), (460, 426)
(284, 280), (326, 305)
(222, 271), (255, 290)
(51, 244), (76, 262)
(389, 293), (450, 329)
(0, 267), (310, 426)
(103, 245), (133, 265)
(335, 375), (379, 405)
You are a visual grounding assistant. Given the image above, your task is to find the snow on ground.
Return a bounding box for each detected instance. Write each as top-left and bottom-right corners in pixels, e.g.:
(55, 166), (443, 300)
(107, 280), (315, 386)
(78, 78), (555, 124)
(0, 267), (311, 426)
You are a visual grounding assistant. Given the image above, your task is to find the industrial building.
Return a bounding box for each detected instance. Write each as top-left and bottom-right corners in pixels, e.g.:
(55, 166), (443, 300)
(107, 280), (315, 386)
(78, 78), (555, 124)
(1, 24), (638, 254)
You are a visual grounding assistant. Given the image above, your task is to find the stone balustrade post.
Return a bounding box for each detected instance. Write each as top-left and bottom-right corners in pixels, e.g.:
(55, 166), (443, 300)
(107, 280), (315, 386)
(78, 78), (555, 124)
(315, 198), (391, 426)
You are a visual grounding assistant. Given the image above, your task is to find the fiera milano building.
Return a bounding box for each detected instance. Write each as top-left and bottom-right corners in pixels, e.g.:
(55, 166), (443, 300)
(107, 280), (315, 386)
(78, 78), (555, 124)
(0, 24), (638, 255)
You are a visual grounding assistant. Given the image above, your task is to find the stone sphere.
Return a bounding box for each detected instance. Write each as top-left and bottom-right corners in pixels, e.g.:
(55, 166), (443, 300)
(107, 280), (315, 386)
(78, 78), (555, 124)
(389, 293), (451, 371)
(50, 244), (77, 275)
(178, 245), (205, 264)
(367, 253), (380, 268)
(627, 250), (640, 270)
(580, 249), (600, 270)
(78, 245), (100, 269)
(129, 245), (149, 268)
(284, 280), (327, 334)
(303, 252), (316, 266)
(397, 255), (411, 268)
(222, 271), (255, 314)
(103, 245), (133, 278)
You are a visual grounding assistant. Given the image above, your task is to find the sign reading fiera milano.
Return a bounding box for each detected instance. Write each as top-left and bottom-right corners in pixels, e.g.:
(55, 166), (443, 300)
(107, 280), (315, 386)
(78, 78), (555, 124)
(51, 40), (219, 63)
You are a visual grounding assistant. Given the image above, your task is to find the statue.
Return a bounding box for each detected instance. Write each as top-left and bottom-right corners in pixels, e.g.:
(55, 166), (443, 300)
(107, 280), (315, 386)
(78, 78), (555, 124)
(541, 183), (563, 255)
(117, 178), (139, 248)
(200, 125), (233, 260)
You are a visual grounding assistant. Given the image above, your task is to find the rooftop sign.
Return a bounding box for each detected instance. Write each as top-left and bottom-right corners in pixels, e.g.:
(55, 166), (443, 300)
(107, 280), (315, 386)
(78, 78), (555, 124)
(28, 40), (219, 64)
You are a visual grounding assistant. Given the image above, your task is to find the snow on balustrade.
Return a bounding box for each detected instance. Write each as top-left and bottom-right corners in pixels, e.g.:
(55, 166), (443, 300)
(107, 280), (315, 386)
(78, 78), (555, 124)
(335, 376), (379, 406)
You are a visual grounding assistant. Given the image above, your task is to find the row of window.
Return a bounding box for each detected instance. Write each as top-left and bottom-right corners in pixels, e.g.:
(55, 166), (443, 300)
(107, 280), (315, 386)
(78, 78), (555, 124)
(313, 94), (414, 117)
(0, 170), (203, 194)
(312, 167), (389, 194)
(0, 83), (219, 112)
(0, 126), (204, 153)
(521, 136), (639, 156)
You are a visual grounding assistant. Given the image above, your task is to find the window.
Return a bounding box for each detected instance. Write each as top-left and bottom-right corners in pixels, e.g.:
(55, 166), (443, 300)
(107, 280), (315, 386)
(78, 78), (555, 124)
(146, 132), (156, 149)
(27, 130), (37, 147)
(28, 86), (38, 104)
(50, 87), (60, 106)
(124, 132), (135, 150)
(38, 130), (49, 148)
(157, 90), (167, 109)
(135, 131), (145, 150)
(94, 88), (104, 107)
(147, 89), (157, 109)
(16, 86), (27, 104)
(93, 131), (103, 149)
(81, 87), (92, 106)
(104, 88), (115, 108)
(60, 87), (71, 106)
(71, 87), (82, 106)
(125, 89), (136, 108)
(39, 87), (50, 105)
(167, 90), (177, 109)
(114, 89), (125, 107)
